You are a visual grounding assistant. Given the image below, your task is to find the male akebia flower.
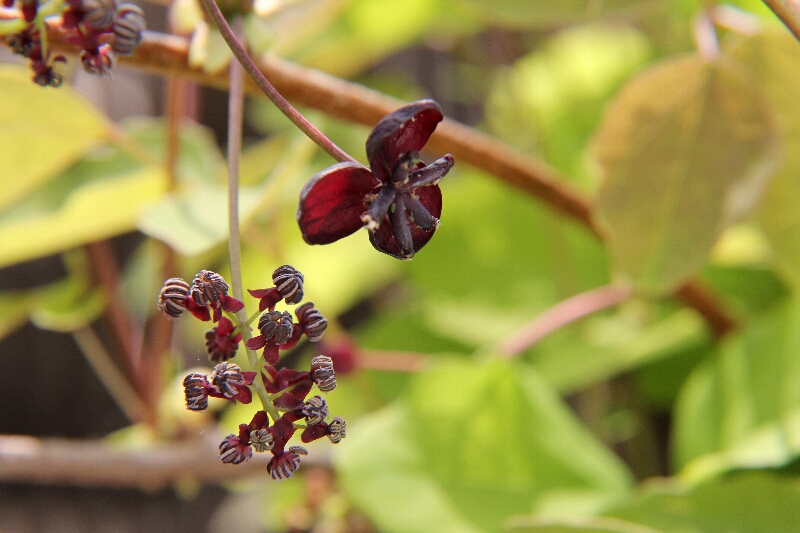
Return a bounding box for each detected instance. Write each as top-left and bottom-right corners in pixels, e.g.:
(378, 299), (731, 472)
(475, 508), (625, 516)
(248, 264), (305, 311)
(297, 99), (455, 260)
(204, 317), (241, 363)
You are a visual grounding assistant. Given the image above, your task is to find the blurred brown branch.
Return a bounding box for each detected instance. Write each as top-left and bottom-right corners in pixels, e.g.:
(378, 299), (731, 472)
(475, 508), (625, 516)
(0, 434), (323, 489)
(42, 21), (735, 337)
(763, 0), (800, 42)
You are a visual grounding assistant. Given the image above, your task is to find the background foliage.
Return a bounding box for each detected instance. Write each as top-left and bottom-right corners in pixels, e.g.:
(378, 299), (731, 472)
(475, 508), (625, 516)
(3, 0), (800, 531)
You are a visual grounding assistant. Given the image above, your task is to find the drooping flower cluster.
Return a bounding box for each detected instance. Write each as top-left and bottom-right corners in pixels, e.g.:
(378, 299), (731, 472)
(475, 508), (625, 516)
(297, 100), (455, 260)
(2, 0), (146, 85)
(158, 265), (344, 480)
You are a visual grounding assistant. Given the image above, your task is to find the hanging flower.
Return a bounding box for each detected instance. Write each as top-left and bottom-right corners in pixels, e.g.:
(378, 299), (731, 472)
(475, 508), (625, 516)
(297, 100), (454, 260)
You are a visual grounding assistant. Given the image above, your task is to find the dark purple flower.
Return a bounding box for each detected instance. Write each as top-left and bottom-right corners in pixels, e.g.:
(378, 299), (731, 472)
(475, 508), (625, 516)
(297, 100), (454, 260)
(204, 317), (242, 363)
(209, 362), (256, 404)
(219, 424), (253, 464)
(267, 446), (307, 480)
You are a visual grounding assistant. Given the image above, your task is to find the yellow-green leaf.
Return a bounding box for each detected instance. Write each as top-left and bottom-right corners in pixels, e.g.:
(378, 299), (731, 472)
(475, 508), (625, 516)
(0, 65), (108, 212)
(0, 166), (166, 268)
(593, 54), (780, 294)
(730, 32), (800, 288)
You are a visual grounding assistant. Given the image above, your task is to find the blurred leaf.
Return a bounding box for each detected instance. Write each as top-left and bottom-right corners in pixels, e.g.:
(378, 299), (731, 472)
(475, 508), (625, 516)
(141, 135), (314, 256)
(0, 165), (166, 268)
(138, 184), (260, 256)
(730, 32), (800, 289)
(336, 359), (632, 533)
(487, 23), (652, 185)
(0, 291), (32, 341)
(444, 0), (660, 29)
(531, 307), (710, 394)
(606, 471), (800, 533)
(593, 54), (780, 294)
(188, 21), (234, 74)
(124, 117), (224, 185)
(673, 297), (800, 479)
(0, 65), (108, 212)
(289, 0), (439, 75)
(29, 283), (105, 332)
(508, 517), (661, 533)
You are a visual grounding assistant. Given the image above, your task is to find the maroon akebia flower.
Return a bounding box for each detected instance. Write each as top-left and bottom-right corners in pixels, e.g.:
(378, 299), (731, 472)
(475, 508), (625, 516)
(297, 100), (455, 260)
(157, 271), (243, 322)
(248, 264), (304, 311)
(204, 317), (241, 363)
(182, 362), (256, 410)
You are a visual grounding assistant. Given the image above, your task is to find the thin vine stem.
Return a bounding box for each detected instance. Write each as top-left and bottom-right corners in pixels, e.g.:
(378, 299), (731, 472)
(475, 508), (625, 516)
(196, 0), (357, 165)
(498, 284), (634, 358)
(763, 0), (800, 43)
(225, 17), (277, 419)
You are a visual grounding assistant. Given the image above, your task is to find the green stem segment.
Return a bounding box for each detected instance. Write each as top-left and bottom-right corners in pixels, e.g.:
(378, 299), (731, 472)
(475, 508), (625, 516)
(195, 0), (357, 165)
(225, 16), (279, 422)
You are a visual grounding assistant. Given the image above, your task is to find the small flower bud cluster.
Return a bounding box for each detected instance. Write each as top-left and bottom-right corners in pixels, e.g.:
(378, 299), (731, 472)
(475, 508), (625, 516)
(4, 25), (65, 87)
(2, 0), (146, 85)
(161, 265), (344, 480)
(182, 362), (257, 410)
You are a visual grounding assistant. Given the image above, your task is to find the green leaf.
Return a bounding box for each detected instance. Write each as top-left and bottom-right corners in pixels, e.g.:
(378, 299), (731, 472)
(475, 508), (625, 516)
(672, 297), (800, 479)
(530, 307), (711, 394)
(0, 164), (166, 268)
(593, 54), (780, 294)
(729, 32), (800, 288)
(336, 359), (632, 533)
(508, 517), (662, 533)
(0, 65), (108, 212)
(606, 471), (800, 533)
(486, 23), (652, 184)
(443, 0), (651, 29)
(138, 184), (260, 256)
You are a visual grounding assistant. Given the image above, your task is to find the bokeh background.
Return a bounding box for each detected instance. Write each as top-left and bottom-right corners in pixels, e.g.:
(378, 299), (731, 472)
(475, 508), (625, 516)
(3, 0), (800, 531)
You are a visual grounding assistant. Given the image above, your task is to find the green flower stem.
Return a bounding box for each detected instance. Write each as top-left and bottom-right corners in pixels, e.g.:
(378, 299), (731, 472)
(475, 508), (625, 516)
(0, 0), (63, 35)
(224, 16), (278, 421)
(195, 0), (357, 165)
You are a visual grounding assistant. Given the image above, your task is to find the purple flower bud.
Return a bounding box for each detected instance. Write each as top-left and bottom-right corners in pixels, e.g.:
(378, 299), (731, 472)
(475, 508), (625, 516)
(327, 416), (346, 444)
(267, 446), (307, 480)
(310, 355), (336, 392)
(302, 395), (328, 425)
(272, 265), (304, 305)
(295, 302), (327, 342)
(158, 278), (190, 318)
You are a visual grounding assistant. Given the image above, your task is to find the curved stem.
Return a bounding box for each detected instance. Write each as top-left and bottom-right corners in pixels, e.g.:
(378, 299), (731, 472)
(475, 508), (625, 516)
(195, 0), (357, 165)
(225, 17), (277, 420)
(763, 0), (800, 43)
(498, 284), (633, 358)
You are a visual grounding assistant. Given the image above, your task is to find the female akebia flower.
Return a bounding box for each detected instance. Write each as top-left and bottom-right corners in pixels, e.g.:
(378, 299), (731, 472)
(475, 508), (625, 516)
(297, 99), (455, 260)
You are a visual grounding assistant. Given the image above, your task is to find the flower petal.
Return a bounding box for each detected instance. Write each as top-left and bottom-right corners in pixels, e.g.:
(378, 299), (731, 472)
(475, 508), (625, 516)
(369, 185), (442, 259)
(297, 162), (379, 245)
(366, 100), (444, 183)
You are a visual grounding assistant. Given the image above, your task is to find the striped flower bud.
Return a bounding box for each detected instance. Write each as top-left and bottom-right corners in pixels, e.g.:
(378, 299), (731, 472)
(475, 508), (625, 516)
(250, 429), (274, 453)
(327, 416), (346, 443)
(191, 270), (229, 306)
(210, 362), (245, 398)
(219, 432), (252, 465)
(267, 446), (307, 480)
(158, 278), (190, 318)
(111, 3), (145, 56)
(257, 310), (294, 345)
(310, 355), (336, 392)
(272, 265), (304, 304)
(295, 302), (327, 342)
(183, 372), (209, 411)
(302, 395), (328, 425)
